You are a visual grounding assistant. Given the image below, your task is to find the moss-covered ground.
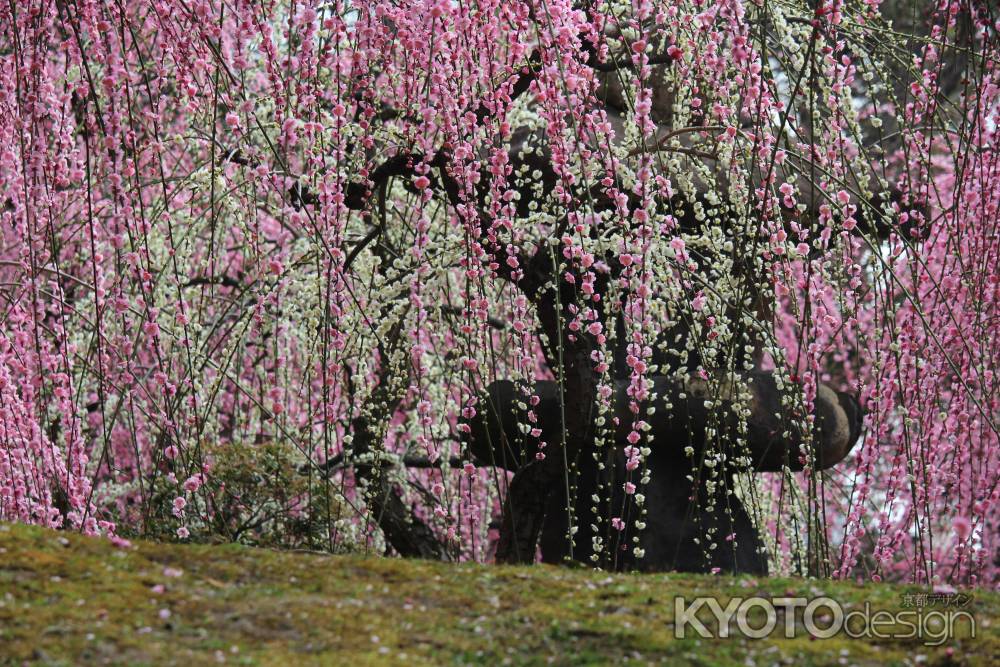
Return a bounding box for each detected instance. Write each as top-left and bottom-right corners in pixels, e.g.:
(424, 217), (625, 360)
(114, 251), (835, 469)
(0, 523), (995, 665)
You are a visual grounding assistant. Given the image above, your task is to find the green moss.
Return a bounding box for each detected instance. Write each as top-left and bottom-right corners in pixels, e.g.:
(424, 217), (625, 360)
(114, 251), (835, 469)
(0, 523), (995, 665)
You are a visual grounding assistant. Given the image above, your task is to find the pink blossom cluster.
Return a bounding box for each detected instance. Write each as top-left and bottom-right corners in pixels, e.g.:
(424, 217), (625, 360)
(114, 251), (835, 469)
(0, 0), (996, 585)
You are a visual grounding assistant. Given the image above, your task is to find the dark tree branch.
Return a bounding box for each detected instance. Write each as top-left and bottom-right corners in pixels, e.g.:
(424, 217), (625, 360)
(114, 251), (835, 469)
(309, 453), (465, 473)
(464, 374), (865, 476)
(586, 51), (678, 71)
(183, 275), (242, 289)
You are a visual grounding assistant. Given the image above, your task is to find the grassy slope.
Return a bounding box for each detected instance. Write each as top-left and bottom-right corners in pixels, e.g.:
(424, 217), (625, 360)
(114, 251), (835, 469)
(0, 523), (995, 666)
